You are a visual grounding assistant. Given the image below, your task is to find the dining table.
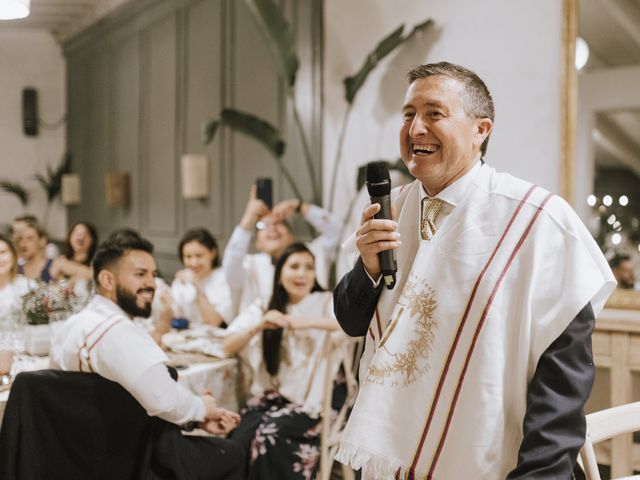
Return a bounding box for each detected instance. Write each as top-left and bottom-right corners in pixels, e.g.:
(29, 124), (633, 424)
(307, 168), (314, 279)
(0, 328), (243, 425)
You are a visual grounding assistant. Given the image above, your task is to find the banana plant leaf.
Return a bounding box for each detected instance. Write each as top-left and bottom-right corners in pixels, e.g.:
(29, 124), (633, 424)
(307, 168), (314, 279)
(343, 18), (433, 105)
(201, 109), (285, 158)
(245, 0), (299, 88)
(201, 118), (220, 146)
(404, 18), (433, 43)
(222, 108), (286, 158)
(34, 153), (72, 202)
(344, 25), (404, 105)
(0, 179), (30, 207)
(356, 158), (410, 191)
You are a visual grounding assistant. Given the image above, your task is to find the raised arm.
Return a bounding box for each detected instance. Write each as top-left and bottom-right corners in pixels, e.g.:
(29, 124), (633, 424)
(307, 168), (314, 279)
(222, 186), (269, 289)
(272, 199), (342, 261)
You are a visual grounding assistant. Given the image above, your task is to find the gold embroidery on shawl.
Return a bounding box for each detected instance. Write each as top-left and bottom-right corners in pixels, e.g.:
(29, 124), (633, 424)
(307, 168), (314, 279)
(365, 276), (438, 387)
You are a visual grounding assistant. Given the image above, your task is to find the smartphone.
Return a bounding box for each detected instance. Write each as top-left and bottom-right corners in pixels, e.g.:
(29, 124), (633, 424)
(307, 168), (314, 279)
(255, 177), (273, 210)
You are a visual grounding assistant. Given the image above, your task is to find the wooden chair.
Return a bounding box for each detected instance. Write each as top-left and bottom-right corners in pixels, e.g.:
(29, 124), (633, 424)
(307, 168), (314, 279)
(316, 338), (363, 480)
(580, 401), (640, 480)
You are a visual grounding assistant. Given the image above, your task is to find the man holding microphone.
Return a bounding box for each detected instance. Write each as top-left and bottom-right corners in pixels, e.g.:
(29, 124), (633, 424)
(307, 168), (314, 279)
(333, 62), (615, 479)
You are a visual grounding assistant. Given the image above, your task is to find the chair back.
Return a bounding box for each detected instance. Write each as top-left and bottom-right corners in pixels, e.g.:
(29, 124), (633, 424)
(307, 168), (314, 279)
(0, 369), (157, 480)
(316, 337), (362, 480)
(580, 401), (640, 480)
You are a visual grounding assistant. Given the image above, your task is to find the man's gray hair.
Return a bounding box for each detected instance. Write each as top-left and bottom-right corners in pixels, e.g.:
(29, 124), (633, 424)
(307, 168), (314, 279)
(407, 62), (494, 157)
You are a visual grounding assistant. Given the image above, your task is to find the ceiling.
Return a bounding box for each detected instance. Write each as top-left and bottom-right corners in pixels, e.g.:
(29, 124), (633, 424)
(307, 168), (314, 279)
(0, 0), (132, 41)
(0, 0), (638, 172)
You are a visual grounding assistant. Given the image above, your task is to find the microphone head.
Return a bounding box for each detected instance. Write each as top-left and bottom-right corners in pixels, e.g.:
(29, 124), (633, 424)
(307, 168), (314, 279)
(366, 161), (391, 197)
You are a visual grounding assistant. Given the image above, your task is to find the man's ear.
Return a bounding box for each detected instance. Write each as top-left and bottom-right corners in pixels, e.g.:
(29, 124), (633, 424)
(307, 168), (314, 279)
(474, 118), (493, 148)
(97, 269), (116, 293)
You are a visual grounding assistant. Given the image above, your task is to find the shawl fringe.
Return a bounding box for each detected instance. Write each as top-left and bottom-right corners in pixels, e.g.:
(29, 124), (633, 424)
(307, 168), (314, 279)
(336, 441), (409, 480)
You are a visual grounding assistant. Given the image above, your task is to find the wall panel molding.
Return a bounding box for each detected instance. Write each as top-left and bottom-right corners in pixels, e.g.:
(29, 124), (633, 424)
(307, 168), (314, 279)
(65, 0), (323, 277)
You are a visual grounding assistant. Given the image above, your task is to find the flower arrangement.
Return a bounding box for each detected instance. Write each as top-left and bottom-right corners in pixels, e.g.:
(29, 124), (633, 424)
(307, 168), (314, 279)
(22, 281), (91, 325)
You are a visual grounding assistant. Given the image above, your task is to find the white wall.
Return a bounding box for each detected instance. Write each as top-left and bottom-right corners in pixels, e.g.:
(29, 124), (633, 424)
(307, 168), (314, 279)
(0, 30), (66, 239)
(323, 0), (564, 216)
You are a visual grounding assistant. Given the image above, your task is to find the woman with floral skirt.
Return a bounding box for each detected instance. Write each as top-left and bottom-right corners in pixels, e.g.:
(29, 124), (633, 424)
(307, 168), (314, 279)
(223, 243), (349, 479)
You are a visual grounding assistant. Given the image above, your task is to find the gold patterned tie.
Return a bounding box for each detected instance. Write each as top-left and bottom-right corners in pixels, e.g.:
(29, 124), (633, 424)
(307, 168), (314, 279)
(421, 197), (445, 240)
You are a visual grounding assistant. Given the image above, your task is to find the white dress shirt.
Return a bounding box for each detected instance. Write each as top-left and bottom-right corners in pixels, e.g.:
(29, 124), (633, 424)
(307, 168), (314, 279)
(50, 294), (205, 425)
(366, 161), (484, 286)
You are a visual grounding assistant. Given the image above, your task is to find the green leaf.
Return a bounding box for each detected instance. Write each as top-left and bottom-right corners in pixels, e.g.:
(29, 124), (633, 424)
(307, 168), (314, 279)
(201, 118), (220, 146)
(344, 25), (405, 104)
(244, 0), (299, 87)
(0, 179), (30, 207)
(34, 153), (72, 202)
(34, 174), (48, 193)
(221, 108), (285, 157)
(391, 157), (411, 177)
(343, 18), (434, 105)
(405, 18), (434, 42)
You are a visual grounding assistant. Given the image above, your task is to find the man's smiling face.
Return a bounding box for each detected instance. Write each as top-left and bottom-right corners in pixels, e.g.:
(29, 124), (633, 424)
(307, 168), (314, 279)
(399, 75), (491, 195)
(112, 250), (157, 318)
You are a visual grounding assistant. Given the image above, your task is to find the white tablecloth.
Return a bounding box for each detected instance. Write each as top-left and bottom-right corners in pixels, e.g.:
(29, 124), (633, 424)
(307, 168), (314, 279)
(0, 354), (240, 422)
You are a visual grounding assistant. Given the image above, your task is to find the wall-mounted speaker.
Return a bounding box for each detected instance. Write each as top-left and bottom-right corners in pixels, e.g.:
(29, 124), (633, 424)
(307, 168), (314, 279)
(22, 87), (38, 137)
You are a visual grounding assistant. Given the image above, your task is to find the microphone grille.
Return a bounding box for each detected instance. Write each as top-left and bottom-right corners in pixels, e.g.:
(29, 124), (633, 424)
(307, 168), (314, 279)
(366, 161), (391, 196)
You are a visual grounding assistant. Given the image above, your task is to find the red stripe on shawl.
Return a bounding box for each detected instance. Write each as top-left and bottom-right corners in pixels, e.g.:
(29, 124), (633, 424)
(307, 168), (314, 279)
(375, 308), (383, 338)
(426, 193), (553, 477)
(407, 185), (538, 477)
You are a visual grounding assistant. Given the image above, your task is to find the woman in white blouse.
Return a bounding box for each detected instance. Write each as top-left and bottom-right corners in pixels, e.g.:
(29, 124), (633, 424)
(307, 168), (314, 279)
(0, 234), (32, 317)
(164, 228), (231, 327)
(223, 242), (348, 480)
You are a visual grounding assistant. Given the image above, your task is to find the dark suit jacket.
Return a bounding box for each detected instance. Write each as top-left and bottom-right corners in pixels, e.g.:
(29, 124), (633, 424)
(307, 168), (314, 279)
(0, 369), (244, 480)
(334, 258), (593, 480)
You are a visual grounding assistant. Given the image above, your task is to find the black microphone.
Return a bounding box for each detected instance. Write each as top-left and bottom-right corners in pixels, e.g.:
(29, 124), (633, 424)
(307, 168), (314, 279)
(366, 161), (397, 290)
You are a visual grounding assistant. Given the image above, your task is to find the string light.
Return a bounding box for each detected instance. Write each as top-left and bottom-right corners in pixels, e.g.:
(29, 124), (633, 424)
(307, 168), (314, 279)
(587, 195), (597, 207)
(612, 233), (622, 245)
(575, 37), (590, 71)
(619, 195), (629, 206)
(603, 195), (613, 207)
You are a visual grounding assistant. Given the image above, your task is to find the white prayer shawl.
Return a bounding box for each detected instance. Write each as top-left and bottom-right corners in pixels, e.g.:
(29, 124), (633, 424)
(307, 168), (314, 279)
(227, 291), (349, 417)
(336, 165), (616, 479)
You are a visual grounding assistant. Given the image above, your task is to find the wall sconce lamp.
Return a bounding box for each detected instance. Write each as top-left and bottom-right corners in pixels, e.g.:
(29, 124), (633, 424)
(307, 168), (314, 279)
(61, 173), (81, 206)
(105, 172), (130, 208)
(181, 154), (209, 199)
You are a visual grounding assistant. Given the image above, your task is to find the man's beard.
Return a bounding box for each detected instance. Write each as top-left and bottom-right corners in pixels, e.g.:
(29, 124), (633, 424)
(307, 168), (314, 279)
(115, 285), (154, 318)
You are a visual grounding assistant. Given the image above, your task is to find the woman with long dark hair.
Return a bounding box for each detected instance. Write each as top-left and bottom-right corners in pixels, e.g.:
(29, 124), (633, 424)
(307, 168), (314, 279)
(223, 242), (348, 479)
(63, 222), (99, 266)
